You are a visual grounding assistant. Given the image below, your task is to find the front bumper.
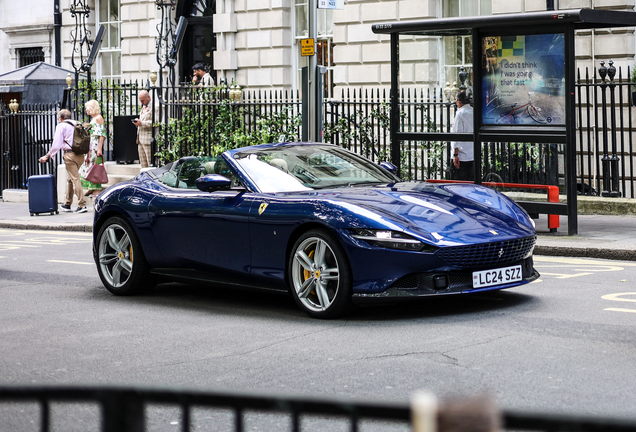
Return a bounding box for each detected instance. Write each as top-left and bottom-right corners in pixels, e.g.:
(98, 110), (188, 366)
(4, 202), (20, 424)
(351, 256), (538, 304)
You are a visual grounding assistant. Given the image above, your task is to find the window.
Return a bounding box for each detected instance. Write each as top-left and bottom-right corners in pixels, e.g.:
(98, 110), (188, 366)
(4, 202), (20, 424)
(160, 157), (239, 189)
(18, 47), (44, 67)
(294, 0), (335, 98)
(440, 0), (491, 88)
(98, 0), (121, 81)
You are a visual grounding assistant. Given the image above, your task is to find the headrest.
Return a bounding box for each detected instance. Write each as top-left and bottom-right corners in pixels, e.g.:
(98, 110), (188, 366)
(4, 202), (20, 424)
(204, 161), (217, 174)
(270, 158), (288, 172)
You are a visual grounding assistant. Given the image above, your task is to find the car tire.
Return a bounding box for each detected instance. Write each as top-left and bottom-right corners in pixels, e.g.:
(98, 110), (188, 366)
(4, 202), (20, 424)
(288, 229), (352, 319)
(95, 216), (156, 295)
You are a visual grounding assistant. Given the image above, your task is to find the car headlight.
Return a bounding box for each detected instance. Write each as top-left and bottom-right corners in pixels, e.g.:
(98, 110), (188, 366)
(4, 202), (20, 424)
(349, 229), (435, 252)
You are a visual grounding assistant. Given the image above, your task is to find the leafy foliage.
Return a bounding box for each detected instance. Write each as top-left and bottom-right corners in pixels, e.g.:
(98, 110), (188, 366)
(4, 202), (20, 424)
(155, 100), (302, 164)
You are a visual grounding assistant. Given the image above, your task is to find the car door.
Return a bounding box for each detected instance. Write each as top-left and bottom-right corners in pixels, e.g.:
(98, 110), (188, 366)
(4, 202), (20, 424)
(148, 159), (252, 275)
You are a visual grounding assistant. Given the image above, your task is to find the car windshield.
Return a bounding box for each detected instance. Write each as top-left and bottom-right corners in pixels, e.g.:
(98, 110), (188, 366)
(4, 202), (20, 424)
(233, 145), (398, 193)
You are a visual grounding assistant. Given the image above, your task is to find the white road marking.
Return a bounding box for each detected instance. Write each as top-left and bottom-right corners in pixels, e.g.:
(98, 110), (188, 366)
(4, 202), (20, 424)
(46, 260), (94, 266)
(602, 293), (636, 314)
(538, 272), (594, 279)
(604, 308), (636, 314)
(601, 292), (636, 303)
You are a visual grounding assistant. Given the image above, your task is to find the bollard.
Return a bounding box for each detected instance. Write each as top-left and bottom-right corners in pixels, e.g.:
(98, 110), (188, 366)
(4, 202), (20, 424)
(598, 61), (611, 197)
(412, 391), (502, 432)
(606, 61), (621, 197)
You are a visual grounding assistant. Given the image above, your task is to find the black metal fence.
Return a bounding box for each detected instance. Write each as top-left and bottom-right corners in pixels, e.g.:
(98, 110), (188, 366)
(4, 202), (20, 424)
(1, 386), (635, 432)
(2, 65), (635, 199)
(576, 64), (635, 198)
(0, 103), (61, 192)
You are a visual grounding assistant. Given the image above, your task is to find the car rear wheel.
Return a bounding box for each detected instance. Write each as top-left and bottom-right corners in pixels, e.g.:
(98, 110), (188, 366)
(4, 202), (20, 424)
(289, 229), (352, 319)
(95, 216), (156, 295)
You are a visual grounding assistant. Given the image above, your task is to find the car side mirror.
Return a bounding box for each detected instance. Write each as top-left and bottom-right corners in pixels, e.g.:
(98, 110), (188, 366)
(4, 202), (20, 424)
(196, 174), (232, 192)
(380, 161), (398, 175)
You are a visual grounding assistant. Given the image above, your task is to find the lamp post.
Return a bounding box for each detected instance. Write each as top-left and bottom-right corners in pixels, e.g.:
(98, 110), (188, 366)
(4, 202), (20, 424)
(69, 0), (92, 86)
(155, 0), (177, 88)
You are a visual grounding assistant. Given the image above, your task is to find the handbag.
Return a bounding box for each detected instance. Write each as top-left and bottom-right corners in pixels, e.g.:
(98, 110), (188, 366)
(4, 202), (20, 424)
(84, 160), (109, 184)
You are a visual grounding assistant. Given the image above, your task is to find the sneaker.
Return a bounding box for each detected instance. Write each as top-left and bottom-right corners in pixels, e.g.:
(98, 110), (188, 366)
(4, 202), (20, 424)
(75, 207), (88, 213)
(60, 204), (72, 212)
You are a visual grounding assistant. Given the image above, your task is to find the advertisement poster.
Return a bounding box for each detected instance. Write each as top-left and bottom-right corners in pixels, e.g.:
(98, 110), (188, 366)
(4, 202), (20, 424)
(482, 34), (565, 125)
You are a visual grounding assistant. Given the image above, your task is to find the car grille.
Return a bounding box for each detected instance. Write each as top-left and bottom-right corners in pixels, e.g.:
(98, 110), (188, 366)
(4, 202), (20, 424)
(435, 235), (536, 269)
(392, 273), (472, 290)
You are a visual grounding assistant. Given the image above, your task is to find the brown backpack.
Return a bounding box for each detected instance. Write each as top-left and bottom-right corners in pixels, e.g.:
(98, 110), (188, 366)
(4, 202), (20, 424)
(64, 120), (91, 155)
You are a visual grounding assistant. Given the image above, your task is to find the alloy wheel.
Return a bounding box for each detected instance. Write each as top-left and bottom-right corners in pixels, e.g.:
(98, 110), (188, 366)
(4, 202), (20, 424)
(98, 223), (134, 288)
(291, 236), (341, 313)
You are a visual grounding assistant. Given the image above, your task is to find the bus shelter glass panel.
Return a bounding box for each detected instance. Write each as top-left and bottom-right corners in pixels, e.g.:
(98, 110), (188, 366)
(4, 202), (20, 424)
(397, 35), (463, 135)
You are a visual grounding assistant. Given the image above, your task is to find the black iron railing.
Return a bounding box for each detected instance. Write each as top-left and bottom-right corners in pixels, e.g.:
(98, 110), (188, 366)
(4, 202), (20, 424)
(2, 66), (636, 199)
(0, 103), (61, 192)
(0, 386), (635, 432)
(576, 65), (635, 198)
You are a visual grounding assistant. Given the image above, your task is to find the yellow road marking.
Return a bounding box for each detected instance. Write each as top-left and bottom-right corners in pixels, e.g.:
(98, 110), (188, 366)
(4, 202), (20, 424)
(46, 260), (94, 266)
(536, 264), (624, 272)
(601, 292), (636, 303)
(604, 308), (636, 314)
(534, 256), (636, 267)
(539, 272), (593, 279)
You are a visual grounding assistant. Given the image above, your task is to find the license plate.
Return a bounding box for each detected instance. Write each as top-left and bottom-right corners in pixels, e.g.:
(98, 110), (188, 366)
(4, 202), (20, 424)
(472, 265), (522, 289)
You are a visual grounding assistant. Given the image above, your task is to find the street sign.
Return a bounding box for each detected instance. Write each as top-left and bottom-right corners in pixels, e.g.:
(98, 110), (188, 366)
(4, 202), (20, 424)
(318, 0), (344, 9)
(301, 38), (315, 56)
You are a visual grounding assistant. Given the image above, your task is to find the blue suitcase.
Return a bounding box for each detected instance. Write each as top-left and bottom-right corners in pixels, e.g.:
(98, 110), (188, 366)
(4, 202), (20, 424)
(28, 174), (59, 216)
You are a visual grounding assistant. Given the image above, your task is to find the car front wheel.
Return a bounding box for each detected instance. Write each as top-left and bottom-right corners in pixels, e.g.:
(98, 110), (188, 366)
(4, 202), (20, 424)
(289, 229), (352, 319)
(95, 216), (156, 295)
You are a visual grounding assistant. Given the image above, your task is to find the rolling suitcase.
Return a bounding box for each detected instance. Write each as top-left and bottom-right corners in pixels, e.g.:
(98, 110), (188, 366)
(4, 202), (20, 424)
(28, 174), (59, 216)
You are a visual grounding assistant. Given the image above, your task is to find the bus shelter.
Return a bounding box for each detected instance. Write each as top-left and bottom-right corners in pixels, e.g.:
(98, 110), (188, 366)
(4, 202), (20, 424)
(372, 8), (636, 235)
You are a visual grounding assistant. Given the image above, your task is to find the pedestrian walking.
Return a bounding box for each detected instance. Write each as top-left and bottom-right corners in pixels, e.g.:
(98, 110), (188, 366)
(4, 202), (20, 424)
(83, 99), (106, 195)
(38, 109), (87, 213)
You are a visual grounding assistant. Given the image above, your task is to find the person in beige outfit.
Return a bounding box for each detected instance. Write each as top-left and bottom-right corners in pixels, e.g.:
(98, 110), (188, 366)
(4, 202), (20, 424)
(132, 90), (158, 168)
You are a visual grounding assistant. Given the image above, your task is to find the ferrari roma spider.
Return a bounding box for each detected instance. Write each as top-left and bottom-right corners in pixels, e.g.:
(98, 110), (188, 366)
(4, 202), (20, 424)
(93, 142), (539, 318)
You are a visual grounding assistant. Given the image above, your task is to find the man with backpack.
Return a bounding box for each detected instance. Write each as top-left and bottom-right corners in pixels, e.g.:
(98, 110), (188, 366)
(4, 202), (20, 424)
(39, 109), (87, 213)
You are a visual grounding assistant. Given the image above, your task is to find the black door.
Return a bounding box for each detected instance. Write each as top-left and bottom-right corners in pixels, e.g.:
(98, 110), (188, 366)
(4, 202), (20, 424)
(179, 18), (216, 84)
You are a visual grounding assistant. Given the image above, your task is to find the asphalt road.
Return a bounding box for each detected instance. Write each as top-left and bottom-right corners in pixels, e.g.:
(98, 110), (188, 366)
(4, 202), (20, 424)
(1, 228), (636, 431)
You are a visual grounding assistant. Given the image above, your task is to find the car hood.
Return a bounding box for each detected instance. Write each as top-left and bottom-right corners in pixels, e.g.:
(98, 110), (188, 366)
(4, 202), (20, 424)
(280, 182), (535, 246)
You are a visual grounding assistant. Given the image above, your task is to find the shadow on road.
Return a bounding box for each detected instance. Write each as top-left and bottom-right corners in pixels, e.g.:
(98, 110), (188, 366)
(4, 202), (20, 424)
(85, 280), (538, 324)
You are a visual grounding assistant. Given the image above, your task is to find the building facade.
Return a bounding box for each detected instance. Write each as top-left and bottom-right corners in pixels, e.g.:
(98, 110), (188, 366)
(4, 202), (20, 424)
(0, 0), (634, 100)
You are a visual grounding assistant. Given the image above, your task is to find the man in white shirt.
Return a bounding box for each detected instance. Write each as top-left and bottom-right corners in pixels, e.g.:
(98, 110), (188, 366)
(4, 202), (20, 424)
(450, 91), (474, 181)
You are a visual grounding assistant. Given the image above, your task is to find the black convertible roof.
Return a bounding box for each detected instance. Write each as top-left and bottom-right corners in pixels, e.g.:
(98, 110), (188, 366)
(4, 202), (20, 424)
(371, 8), (636, 36)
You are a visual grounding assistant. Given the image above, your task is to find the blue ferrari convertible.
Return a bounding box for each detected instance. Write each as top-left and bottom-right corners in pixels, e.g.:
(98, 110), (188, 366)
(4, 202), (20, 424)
(93, 142), (539, 318)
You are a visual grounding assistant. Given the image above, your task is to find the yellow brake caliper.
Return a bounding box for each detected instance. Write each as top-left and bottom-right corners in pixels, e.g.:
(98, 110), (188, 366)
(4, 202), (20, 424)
(302, 249), (316, 295)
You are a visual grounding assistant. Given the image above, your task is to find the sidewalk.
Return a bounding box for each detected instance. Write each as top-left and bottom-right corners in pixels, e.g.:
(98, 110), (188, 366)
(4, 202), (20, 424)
(1, 200), (635, 261)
